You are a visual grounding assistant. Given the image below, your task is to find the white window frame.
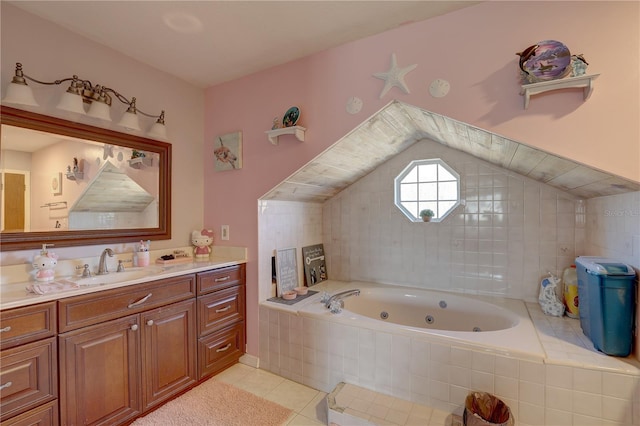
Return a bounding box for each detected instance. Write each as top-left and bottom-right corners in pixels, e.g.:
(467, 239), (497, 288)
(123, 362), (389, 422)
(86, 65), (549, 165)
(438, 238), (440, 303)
(393, 158), (460, 222)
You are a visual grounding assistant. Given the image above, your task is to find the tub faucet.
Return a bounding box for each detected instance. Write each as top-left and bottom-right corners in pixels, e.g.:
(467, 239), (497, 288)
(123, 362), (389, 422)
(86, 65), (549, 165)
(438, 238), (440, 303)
(325, 289), (360, 313)
(97, 248), (114, 275)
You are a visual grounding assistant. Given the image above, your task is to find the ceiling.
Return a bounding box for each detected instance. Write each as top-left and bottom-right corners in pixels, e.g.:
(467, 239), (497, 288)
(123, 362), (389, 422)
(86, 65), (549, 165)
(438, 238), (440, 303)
(1, 123), (82, 152)
(262, 101), (640, 202)
(9, 1), (480, 88)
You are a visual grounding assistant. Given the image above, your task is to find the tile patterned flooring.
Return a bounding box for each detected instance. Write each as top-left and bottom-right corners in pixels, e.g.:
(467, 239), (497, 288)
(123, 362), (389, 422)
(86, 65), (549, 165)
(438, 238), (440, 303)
(215, 362), (456, 426)
(215, 362), (328, 425)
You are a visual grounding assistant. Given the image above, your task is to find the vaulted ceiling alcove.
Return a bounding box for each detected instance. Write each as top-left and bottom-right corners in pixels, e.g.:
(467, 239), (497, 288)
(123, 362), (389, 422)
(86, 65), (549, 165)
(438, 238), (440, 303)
(262, 100), (639, 203)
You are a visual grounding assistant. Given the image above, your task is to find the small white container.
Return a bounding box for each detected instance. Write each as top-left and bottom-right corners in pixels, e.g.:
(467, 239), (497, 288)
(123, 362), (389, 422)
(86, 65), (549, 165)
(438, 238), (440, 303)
(137, 251), (150, 267)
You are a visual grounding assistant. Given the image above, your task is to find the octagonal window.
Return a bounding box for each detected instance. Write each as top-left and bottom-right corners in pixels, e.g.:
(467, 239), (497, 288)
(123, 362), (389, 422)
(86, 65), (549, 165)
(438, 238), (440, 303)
(394, 158), (460, 222)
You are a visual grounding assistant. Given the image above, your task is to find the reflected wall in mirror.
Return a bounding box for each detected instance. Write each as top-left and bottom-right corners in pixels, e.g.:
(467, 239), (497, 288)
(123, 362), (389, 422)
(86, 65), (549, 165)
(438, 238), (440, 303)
(0, 106), (171, 251)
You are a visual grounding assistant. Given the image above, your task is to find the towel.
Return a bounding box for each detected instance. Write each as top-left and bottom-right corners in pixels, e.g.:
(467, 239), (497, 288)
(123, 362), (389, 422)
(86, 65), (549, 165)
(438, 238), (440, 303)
(26, 279), (80, 295)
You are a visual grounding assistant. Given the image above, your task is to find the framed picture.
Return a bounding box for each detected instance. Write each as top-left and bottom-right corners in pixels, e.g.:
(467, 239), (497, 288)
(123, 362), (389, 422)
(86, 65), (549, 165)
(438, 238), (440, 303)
(214, 131), (242, 171)
(275, 247), (298, 296)
(51, 172), (62, 195)
(302, 244), (327, 286)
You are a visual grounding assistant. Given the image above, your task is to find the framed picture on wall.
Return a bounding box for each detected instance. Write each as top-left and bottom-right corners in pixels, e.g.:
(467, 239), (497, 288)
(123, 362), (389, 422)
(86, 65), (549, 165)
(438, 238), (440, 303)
(275, 247), (298, 296)
(302, 244), (327, 286)
(214, 131), (242, 171)
(51, 172), (62, 195)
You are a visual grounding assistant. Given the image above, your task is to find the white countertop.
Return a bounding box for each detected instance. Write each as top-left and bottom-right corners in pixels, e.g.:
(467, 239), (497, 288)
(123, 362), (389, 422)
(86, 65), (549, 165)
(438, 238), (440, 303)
(1, 254), (246, 311)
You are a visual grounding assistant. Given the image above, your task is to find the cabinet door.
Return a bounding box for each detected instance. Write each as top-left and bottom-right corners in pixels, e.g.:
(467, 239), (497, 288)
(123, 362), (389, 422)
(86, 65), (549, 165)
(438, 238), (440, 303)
(0, 338), (57, 423)
(59, 315), (140, 426)
(140, 299), (196, 412)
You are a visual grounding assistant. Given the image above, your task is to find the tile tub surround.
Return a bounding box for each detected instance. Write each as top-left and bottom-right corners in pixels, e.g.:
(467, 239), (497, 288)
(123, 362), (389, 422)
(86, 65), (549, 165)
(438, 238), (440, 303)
(257, 140), (589, 315)
(259, 284), (640, 426)
(320, 139), (585, 302)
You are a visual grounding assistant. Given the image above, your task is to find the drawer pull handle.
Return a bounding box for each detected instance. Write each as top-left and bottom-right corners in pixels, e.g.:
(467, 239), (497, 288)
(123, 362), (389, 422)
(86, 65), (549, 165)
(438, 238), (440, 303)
(146, 320), (154, 326)
(131, 324), (139, 331)
(0, 326), (11, 333)
(128, 293), (153, 309)
(215, 305), (231, 313)
(214, 276), (230, 282)
(216, 343), (232, 353)
(0, 382), (13, 391)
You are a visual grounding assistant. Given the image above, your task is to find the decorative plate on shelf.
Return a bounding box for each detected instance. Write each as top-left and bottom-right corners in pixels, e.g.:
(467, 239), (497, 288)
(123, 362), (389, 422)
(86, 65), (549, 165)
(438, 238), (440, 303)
(282, 106), (300, 127)
(519, 40), (572, 82)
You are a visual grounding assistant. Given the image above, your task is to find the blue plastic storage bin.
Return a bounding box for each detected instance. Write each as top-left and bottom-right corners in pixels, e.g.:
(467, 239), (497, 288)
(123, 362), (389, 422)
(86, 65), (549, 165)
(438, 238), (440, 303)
(575, 256), (636, 356)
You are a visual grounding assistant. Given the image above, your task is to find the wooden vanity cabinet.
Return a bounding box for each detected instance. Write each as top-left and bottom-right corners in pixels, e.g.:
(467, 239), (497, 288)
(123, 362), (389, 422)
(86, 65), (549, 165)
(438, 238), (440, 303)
(196, 264), (245, 379)
(0, 302), (57, 425)
(1, 263), (246, 426)
(57, 275), (197, 425)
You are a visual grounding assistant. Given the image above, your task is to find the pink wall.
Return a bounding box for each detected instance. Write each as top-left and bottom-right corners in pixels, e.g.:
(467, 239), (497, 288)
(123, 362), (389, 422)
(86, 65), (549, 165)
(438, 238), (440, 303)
(204, 2), (639, 356)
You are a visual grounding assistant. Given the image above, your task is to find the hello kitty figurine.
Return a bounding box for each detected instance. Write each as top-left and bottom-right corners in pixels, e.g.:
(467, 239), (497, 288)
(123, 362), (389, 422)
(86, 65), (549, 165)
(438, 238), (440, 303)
(32, 252), (58, 282)
(192, 229), (214, 259)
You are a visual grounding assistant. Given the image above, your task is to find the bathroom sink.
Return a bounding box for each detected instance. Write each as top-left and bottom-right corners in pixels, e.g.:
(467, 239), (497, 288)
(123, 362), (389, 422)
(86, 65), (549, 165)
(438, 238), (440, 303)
(72, 268), (162, 286)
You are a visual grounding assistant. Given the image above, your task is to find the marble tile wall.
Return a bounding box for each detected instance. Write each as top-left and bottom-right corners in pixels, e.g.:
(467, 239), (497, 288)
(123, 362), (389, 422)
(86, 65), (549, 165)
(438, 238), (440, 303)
(257, 200), (323, 300)
(320, 139), (584, 301)
(585, 192), (640, 269)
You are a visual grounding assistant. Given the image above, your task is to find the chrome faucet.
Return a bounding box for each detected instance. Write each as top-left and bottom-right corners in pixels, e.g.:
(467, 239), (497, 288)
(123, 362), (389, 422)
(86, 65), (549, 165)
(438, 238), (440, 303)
(97, 248), (114, 275)
(325, 289), (360, 312)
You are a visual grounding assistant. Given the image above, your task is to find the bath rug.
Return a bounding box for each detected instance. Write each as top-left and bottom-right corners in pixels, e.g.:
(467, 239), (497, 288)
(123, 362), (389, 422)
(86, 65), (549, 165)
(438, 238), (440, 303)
(131, 379), (292, 426)
(268, 290), (318, 305)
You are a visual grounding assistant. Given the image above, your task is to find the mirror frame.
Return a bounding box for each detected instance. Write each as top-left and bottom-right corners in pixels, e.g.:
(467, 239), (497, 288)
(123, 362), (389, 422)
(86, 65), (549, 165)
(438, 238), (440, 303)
(0, 105), (171, 251)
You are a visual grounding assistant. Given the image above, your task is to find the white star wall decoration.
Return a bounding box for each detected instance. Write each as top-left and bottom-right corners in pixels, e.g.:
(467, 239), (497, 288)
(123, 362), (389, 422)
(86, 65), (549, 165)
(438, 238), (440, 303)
(373, 53), (417, 99)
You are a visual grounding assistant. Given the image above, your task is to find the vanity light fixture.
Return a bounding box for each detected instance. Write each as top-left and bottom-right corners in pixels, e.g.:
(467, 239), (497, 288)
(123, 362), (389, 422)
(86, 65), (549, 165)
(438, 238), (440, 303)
(2, 62), (167, 139)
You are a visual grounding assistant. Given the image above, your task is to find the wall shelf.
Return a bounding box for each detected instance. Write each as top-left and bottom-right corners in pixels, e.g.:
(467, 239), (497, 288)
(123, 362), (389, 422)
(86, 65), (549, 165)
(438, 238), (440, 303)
(66, 171), (84, 180)
(266, 126), (306, 145)
(520, 74), (600, 109)
(128, 157), (153, 168)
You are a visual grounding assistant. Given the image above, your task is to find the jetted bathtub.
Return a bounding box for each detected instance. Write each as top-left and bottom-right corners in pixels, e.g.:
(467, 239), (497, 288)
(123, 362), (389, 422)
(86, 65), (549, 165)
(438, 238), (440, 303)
(299, 281), (545, 359)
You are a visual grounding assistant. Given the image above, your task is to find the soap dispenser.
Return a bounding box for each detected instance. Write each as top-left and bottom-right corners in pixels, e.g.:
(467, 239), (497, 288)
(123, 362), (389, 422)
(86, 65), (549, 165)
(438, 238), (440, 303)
(32, 244), (58, 282)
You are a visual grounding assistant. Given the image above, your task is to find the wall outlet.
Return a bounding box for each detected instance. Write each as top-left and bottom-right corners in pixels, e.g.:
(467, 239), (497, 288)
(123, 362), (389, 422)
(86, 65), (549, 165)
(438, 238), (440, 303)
(221, 225), (229, 241)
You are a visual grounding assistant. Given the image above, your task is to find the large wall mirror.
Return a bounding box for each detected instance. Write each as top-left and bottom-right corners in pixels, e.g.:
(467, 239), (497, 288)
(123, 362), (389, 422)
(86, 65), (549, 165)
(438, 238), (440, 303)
(0, 106), (171, 251)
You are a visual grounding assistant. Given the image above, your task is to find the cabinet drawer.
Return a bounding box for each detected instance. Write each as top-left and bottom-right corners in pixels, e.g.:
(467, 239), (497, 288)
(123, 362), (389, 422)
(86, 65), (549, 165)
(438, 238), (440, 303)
(58, 274), (196, 332)
(197, 264), (245, 295)
(0, 303), (56, 350)
(0, 399), (58, 426)
(198, 322), (244, 380)
(0, 337), (57, 423)
(198, 285), (244, 336)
